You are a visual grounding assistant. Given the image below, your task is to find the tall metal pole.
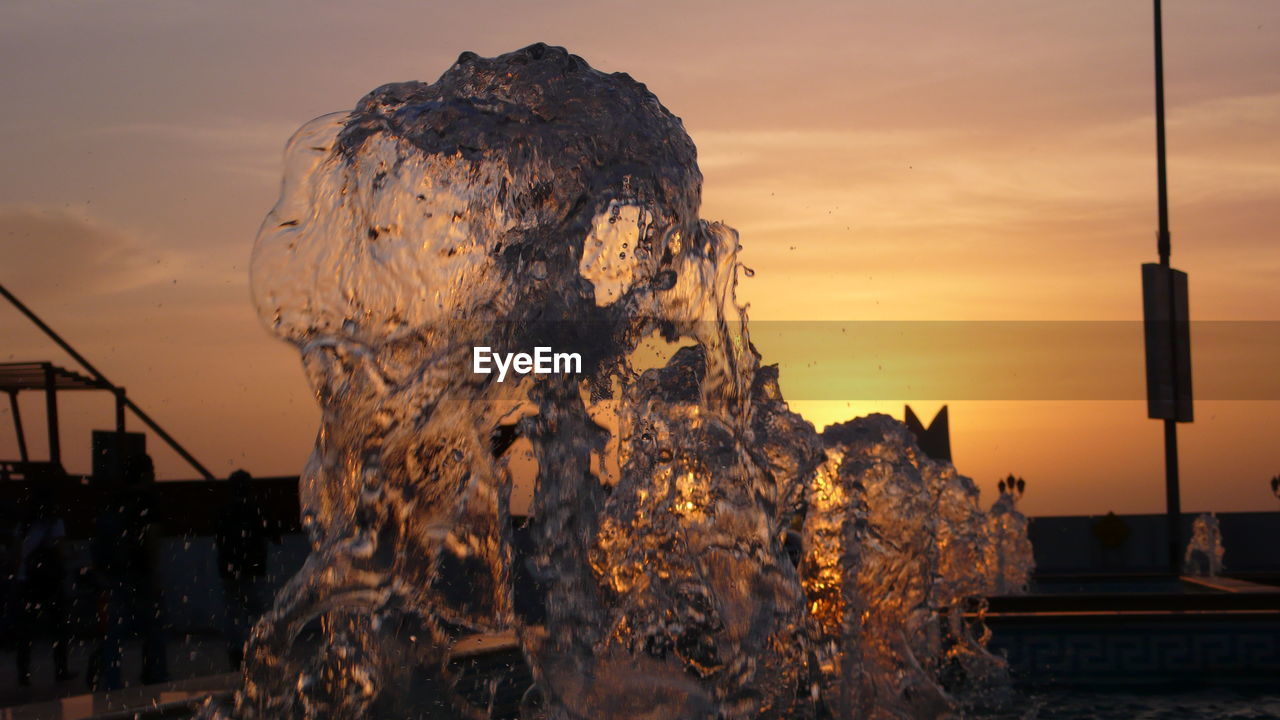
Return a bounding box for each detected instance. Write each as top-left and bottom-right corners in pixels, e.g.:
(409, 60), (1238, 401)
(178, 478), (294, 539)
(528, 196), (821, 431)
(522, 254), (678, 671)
(1155, 0), (1171, 268)
(0, 284), (216, 480)
(9, 391), (29, 462)
(44, 363), (61, 466)
(1154, 0), (1182, 574)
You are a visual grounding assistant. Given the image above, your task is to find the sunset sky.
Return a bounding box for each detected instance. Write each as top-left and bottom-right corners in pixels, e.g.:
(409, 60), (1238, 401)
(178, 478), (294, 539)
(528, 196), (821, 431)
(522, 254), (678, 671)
(1, 0), (1277, 517)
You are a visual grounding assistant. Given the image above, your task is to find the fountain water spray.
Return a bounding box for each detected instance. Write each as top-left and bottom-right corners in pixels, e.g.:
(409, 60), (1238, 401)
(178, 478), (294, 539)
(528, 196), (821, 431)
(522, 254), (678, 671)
(1184, 513), (1224, 577)
(985, 482), (1034, 597)
(201, 44), (1033, 720)
(804, 416), (1013, 719)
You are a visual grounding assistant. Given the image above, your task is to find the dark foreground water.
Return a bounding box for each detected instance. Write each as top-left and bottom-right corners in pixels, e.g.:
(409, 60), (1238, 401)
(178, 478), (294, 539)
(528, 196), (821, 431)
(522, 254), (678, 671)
(977, 688), (1280, 720)
(420, 644), (1280, 720)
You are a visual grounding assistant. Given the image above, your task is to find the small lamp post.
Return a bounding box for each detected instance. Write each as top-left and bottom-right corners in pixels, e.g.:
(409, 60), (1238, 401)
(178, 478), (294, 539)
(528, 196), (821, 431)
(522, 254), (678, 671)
(997, 474), (1026, 500)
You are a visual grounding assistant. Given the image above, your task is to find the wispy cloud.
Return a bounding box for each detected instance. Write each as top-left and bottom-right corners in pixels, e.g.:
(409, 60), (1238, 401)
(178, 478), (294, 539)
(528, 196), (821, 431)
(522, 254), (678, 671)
(0, 205), (188, 299)
(83, 119), (293, 182)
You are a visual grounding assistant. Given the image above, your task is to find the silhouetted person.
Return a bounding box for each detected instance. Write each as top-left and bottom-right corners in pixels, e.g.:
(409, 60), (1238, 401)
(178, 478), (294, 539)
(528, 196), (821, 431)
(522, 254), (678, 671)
(12, 482), (73, 686)
(91, 454), (168, 690)
(215, 470), (279, 668)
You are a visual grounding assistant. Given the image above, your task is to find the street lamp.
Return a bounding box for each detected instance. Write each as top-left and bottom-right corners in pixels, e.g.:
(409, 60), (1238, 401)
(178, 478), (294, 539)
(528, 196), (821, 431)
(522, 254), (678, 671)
(1141, 0), (1194, 576)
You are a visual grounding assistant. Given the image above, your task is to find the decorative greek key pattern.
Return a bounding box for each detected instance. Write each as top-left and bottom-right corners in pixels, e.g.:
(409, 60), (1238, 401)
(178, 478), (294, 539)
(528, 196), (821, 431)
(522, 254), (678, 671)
(990, 621), (1280, 680)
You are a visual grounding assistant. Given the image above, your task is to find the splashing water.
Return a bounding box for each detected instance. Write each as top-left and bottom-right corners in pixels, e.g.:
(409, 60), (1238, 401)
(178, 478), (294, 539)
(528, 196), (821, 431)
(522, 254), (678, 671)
(1184, 513), (1225, 577)
(985, 492), (1035, 597)
(202, 44), (1033, 720)
(923, 455), (1010, 705)
(803, 415), (1010, 719)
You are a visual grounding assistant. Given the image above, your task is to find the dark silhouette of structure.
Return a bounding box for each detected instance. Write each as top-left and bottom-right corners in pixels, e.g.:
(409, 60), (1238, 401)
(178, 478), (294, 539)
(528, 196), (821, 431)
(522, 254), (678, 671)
(90, 453), (169, 690)
(1, 285), (214, 691)
(215, 470), (280, 668)
(0, 362), (123, 483)
(12, 482), (73, 686)
(904, 405), (951, 462)
(1143, 0), (1194, 575)
(0, 284), (215, 482)
(1092, 512), (1132, 550)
